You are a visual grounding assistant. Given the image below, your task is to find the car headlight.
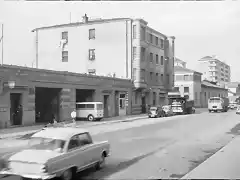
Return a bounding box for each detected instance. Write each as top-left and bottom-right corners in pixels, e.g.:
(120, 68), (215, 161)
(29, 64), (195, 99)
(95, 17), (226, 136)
(40, 164), (48, 173)
(0, 159), (9, 170)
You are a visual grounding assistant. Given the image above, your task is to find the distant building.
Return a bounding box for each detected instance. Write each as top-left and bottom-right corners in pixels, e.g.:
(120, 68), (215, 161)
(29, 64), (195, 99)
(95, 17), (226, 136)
(174, 58), (186, 68)
(172, 66), (228, 108)
(200, 80), (228, 108)
(32, 14), (175, 114)
(197, 55), (231, 86)
(173, 66), (202, 107)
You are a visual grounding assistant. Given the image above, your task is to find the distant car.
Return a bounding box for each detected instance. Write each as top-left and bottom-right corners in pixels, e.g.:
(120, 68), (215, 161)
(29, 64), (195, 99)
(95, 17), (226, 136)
(162, 105), (174, 117)
(148, 106), (165, 118)
(236, 106), (240, 114)
(0, 127), (110, 180)
(229, 103), (238, 110)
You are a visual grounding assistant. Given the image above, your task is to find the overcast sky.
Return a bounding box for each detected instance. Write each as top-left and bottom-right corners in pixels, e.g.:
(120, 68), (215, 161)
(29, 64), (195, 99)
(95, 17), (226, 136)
(0, 1), (239, 81)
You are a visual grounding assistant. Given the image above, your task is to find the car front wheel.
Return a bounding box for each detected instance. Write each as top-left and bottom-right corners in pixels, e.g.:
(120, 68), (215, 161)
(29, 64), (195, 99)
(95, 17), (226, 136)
(87, 115), (95, 121)
(61, 168), (73, 180)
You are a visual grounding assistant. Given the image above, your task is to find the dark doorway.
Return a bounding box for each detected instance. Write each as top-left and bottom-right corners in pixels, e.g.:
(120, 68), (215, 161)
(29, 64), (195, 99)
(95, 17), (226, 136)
(115, 91), (119, 116)
(141, 96), (146, 113)
(35, 87), (61, 123)
(10, 93), (22, 126)
(104, 95), (109, 118)
(76, 89), (95, 103)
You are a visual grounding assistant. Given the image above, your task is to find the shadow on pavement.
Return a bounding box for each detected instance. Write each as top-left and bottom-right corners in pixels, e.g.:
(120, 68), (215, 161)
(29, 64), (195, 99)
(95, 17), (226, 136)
(227, 123), (240, 136)
(77, 148), (162, 180)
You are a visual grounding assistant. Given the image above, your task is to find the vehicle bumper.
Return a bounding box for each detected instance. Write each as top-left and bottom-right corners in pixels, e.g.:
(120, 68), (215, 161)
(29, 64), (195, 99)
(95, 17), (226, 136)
(0, 170), (56, 180)
(148, 114), (156, 118)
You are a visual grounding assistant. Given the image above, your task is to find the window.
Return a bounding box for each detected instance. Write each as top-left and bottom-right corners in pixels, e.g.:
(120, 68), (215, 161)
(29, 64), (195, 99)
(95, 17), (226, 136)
(86, 104), (94, 109)
(150, 53), (153, 62)
(160, 39), (164, 49)
(62, 51), (68, 62)
(161, 56), (164, 65)
(62, 31), (68, 40)
(175, 75), (183, 81)
(141, 47), (145, 61)
(155, 37), (158, 46)
(133, 68), (137, 80)
(96, 104), (103, 110)
(89, 49), (95, 60)
(140, 69), (145, 81)
(68, 135), (81, 151)
(78, 133), (92, 146)
(156, 54), (159, 64)
(150, 72), (153, 80)
(184, 75), (189, 81)
(135, 92), (138, 104)
(156, 73), (159, 82)
(166, 74), (170, 84)
(150, 34), (153, 43)
(89, 29), (95, 40)
(161, 74), (164, 82)
(76, 104), (85, 109)
(140, 26), (146, 41)
(133, 25), (137, 39)
(133, 47), (137, 60)
(184, 87), (189, 93)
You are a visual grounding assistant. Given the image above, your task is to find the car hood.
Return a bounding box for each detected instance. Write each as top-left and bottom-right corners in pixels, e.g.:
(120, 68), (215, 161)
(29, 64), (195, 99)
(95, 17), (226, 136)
(9, 149), (61, 164)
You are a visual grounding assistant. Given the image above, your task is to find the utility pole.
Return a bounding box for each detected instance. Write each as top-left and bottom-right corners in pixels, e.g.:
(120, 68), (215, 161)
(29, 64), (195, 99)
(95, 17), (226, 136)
(1, 23), (3, 65)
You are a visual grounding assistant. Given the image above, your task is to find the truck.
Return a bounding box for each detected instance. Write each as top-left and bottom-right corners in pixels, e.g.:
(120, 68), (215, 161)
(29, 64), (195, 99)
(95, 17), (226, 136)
(169, 97), (194, 115)
(208, 97), (229, 112)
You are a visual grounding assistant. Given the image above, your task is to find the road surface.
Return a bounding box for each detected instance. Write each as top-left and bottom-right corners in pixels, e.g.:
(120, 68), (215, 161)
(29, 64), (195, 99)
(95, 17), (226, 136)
(1, 110), (240, 179)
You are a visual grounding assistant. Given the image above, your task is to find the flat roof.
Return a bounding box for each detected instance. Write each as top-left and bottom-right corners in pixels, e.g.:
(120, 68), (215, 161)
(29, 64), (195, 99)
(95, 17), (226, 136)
(32, 127), (89, 141)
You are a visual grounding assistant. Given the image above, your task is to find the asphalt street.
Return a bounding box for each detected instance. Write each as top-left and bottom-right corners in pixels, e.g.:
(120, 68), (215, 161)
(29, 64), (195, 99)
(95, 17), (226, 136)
(1, 110), (240, 179)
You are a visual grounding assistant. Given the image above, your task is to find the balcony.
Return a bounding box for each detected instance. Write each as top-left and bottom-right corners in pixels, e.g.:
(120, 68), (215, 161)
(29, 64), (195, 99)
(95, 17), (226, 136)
(133, 79), (147, 89)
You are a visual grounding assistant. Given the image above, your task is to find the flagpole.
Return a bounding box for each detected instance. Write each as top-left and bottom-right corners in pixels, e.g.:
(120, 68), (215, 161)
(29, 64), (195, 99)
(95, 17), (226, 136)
(1, 23), (3, 65)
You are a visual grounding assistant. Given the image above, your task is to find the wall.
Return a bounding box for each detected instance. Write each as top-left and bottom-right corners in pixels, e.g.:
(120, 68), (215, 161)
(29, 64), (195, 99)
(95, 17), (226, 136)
(37, 20), (132, 79)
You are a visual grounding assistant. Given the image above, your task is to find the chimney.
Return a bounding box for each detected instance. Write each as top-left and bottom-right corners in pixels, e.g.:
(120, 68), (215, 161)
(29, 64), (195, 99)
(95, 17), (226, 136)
(82, 14), (88, 23)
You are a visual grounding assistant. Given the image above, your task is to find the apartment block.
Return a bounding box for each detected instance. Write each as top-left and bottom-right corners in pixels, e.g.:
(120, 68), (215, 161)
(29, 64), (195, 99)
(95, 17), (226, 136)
(32, 14), (175, 114)
(197, 55), (231, 85)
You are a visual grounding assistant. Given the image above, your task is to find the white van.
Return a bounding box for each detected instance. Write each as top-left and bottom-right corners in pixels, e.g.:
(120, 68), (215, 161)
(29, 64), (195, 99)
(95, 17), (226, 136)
(76, 102), (104, 121)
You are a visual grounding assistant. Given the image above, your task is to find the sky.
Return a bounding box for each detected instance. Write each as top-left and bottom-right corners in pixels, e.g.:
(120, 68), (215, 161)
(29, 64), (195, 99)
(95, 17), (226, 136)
(0, 1), (240, 81)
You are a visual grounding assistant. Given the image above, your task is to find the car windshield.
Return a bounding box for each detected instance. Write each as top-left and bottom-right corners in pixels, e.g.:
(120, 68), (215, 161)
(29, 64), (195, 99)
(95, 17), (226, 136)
(28, 137), (66, 151)
(150, 107), (157, 111)
(163, 106), (170, 110)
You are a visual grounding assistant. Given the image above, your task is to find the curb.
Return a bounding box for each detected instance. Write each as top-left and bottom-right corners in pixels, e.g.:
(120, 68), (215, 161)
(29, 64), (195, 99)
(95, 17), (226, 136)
(0, 115), (148, 139)
(181, 136), (237, 179)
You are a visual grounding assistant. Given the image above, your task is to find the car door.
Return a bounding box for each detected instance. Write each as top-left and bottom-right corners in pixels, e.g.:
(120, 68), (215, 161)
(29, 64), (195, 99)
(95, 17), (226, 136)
(78, 133), (99, 165)
(66, 134), (86, 169)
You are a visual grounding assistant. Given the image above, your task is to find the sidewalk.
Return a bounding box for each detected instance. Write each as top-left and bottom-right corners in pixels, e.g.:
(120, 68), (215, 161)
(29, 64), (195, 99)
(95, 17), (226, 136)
(0, 114), (148, 139)
(182, 136), (240, 179)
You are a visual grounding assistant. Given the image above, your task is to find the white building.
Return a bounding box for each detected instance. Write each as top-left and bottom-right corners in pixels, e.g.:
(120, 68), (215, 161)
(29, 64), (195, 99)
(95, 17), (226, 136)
(32, 14), (175, 114)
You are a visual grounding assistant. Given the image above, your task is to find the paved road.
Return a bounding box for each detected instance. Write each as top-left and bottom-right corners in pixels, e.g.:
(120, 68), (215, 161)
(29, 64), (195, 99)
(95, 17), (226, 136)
(1, 110), (239, 179)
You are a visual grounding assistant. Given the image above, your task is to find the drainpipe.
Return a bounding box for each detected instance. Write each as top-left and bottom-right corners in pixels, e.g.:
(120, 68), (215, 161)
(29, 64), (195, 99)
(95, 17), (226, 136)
(36, 30), (39, 68)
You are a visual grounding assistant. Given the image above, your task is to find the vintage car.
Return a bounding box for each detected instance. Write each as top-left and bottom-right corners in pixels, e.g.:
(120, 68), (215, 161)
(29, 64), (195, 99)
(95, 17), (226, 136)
(148, 106), (165, 118)
(162, 105), (174, 117)
(0, 127), (110, 180)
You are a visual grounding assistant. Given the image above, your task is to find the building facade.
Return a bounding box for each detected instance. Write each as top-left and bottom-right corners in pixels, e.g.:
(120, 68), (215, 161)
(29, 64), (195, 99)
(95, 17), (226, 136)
(174, 58), (186, 68)
(197, 55), (231, 86)
(0, 65), (132, 128)
(173, 66), (202, 107)
(200, 80), (228, 108)
(32, 15), (175, 115)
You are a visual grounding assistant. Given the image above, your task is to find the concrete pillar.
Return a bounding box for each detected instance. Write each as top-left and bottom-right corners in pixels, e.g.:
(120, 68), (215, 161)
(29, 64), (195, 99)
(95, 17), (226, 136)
(126, 88), (132, 115)
(59, 88), (74, 122)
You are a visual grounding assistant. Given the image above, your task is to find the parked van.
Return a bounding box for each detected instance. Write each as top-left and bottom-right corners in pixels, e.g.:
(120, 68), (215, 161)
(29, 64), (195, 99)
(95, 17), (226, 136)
(76, 102), (104, 121)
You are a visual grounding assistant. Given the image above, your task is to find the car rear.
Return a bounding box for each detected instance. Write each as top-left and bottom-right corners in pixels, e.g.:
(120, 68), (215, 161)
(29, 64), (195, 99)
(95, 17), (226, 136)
(148, 107), (158, 118)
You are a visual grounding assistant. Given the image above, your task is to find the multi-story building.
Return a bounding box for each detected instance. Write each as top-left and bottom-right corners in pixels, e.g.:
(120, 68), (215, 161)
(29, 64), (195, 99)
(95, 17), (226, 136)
(197, 55), (231, 86)
(170, 66), (228, 108)
(32, 14), (175, 114)
(174, 58), (186, 68)
(172, 66), (202, 107)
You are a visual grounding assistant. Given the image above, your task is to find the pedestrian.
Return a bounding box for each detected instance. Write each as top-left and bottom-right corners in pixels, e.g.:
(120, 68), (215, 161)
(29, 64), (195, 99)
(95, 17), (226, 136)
(71, 109), (77, 124)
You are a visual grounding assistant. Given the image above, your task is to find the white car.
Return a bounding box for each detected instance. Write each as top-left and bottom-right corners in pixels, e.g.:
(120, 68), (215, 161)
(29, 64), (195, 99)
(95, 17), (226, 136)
(0, 127), (110, 180)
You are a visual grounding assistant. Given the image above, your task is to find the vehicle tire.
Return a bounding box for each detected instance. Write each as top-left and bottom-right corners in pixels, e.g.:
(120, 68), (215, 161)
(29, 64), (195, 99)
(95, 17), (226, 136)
(96, 153), (106, 170)
(87, 114), (95, 121)
(61, 168), (75, 180)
